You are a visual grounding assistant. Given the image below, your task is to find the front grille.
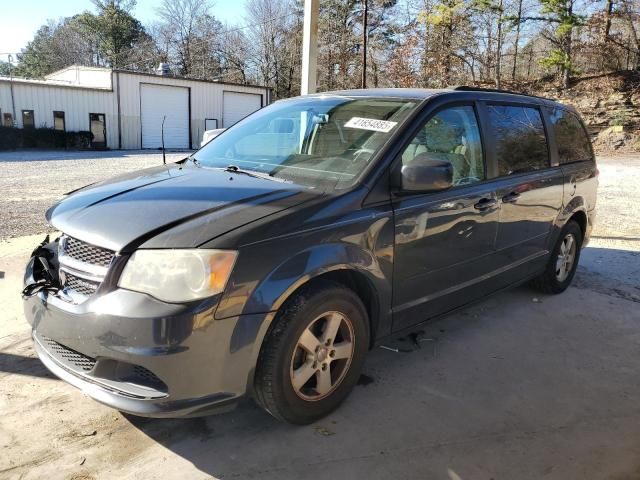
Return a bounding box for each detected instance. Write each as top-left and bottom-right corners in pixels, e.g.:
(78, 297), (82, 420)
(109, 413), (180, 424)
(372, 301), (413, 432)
(63, 236), (114, 268)
(64, 272), (99, 296)
(132, 366), (166, 390)
(58, 235), (115, 302)
(40, 335), (96, 373)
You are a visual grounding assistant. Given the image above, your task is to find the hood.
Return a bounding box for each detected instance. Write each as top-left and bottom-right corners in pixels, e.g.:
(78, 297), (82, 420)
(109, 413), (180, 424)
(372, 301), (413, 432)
(47, 163), (318, 251)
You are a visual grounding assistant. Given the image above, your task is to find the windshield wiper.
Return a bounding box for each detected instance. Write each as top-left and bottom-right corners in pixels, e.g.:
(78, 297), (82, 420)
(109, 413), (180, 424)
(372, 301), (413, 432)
(223, 165), (291, 183)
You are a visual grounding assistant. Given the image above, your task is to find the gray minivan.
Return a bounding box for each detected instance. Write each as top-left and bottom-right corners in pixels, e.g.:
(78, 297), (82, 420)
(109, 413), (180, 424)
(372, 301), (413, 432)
(23, 87), (598, 424)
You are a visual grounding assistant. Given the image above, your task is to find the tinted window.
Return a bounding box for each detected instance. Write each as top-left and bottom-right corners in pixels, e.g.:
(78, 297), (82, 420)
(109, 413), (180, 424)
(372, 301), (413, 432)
(53, 111), (65, 131)
(549, 108), (593, 164)
(3, 113), (12, 127)
(401, 106), (485, 185)
(487, 105), (549, 176)
(22, 110), (34, 129)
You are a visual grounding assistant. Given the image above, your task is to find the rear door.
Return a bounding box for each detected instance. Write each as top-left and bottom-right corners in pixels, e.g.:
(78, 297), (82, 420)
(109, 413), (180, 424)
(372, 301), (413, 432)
(392, 103), (500, 332)
(481, 102), (564, 280)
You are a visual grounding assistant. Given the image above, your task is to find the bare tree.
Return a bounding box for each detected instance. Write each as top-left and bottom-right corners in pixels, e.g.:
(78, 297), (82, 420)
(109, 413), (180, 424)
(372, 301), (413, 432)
(155, 0), (214, 75)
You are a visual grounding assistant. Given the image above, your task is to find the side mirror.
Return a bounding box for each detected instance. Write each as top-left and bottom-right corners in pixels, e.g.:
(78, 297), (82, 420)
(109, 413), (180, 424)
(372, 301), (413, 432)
(400, 155), (453, 192)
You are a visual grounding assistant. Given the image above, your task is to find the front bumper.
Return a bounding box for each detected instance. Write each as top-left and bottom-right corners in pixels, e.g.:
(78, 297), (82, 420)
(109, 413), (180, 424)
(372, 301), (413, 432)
(24, 286), (271, 418)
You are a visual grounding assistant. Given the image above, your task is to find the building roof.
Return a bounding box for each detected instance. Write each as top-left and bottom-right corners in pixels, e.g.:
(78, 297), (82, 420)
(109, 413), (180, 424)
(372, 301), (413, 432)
(0, 65), (269, 92)
(0, 75), (111, 91)
(112, 69), (271, 91)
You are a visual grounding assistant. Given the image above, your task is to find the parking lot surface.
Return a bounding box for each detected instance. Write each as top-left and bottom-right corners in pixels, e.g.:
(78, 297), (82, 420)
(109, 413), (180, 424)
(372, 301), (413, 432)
(0, 150), (189, 240)
(0, 152), (639, 480)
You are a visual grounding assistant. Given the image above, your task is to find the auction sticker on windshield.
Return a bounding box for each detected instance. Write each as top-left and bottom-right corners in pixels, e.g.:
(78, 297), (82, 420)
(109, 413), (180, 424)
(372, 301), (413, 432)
(344, 117), (398, 133)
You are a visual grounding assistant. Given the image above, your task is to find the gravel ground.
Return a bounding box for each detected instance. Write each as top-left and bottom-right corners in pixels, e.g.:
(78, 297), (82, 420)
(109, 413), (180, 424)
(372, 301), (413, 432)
(1, 149), (638, 243)
(0, 150), (190, 240)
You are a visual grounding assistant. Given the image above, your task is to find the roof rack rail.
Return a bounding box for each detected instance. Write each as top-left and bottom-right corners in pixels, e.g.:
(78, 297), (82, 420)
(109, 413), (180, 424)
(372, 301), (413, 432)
(449, 85), (555, 101)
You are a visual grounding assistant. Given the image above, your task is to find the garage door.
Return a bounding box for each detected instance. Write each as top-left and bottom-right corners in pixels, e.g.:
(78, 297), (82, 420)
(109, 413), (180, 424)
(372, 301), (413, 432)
(141, 84), (189, 149)
(223, 91), (262, 128)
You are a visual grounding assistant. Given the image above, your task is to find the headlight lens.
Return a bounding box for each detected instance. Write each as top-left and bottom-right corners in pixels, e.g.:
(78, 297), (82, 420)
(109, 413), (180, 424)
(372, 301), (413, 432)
(118, 249), (237, 303)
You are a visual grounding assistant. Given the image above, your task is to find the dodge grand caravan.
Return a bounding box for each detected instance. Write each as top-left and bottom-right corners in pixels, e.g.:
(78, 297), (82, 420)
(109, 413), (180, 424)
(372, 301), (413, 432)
(23, 87), (598, 424)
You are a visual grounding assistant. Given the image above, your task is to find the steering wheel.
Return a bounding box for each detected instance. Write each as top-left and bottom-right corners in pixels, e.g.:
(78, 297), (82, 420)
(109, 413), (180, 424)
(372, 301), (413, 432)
(224, 144), (237, 159)
(453, 176), (480, 186)
(351, 148), (375, 162)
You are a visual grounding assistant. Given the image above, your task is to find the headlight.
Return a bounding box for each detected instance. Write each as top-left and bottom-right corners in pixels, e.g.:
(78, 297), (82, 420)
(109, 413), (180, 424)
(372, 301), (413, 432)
(118, 249), (237, 303)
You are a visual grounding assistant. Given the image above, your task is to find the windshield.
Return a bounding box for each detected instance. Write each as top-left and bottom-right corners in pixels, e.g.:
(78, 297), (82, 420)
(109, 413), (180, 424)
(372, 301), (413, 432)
(193, 96), (418, 190)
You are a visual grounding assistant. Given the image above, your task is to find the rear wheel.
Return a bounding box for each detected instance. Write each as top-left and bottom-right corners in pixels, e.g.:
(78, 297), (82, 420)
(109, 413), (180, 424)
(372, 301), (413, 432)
(254, 281), (369, 424)
(531, 220), (582, 294)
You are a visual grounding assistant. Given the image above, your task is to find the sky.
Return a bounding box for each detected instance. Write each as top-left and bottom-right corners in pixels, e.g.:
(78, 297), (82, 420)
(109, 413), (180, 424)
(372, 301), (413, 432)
(0, 0), (246, 63)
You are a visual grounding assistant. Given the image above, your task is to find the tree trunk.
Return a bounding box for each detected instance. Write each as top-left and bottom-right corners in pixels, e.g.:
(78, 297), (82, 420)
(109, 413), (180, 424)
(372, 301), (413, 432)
(622, 0), (640, 68)
(561, 0), (574, 89)
(495, 0), (504, 89)
(511, 0), (523, 80)
(603, 0), (614, 43)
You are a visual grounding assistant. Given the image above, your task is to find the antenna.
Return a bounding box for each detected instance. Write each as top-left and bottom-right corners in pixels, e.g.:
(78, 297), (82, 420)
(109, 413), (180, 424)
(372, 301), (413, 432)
(161, 115), (166, 165)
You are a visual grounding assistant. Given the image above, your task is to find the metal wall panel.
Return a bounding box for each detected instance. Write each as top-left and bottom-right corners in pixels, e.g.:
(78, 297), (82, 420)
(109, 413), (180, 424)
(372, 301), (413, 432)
(0, 71), (269, 150)
(117, 73), (269, 149)
(0, 81), (116, 147)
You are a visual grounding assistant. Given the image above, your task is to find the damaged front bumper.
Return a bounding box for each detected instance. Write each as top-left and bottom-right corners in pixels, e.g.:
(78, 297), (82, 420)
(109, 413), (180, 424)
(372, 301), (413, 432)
(24, 257), (269, 417)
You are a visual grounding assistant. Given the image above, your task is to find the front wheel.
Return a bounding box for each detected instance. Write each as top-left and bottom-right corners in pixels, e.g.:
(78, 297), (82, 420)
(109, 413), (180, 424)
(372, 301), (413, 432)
(531, 220), (583, 294)
(254, 281), (369, 424)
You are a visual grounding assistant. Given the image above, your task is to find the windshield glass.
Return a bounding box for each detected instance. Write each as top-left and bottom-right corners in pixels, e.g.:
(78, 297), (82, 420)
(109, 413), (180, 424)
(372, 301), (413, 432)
(193, 96), (418, 190)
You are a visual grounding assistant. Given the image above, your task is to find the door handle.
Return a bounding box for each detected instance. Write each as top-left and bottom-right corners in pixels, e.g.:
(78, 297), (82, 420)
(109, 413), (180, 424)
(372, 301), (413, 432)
(474, 197), (497, 211)
(502, 191), (520, 203)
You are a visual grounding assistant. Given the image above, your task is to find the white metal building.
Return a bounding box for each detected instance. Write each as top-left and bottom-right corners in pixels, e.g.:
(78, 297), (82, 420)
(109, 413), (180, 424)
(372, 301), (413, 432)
(0, 66), (270, 149)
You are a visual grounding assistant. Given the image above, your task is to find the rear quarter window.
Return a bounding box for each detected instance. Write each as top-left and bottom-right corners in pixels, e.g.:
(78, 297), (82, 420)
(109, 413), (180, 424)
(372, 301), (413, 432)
(548, 108), (594, 164)
(486, 105), (550, 176)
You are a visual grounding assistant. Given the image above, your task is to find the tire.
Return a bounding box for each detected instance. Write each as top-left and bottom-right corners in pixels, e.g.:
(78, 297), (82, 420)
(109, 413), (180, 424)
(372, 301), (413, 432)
(531, 220), (583, 294)
(254, 280), (369, 424)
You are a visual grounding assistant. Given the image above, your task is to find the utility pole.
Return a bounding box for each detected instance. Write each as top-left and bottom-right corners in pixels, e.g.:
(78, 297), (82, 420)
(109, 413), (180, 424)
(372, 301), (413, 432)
(361, 0), (368, 88)
(301, 0), (320, 95)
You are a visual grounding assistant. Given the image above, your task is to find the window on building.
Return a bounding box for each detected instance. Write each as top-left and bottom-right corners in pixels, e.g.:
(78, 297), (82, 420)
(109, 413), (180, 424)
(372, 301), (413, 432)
(401, 105), (485, 186)
(22, 110), (35, 129)
(486, 105), (549, 176)
(3, 113), (12, 127)
(53, 111), (65, 131)
(548, 108), (593, 164)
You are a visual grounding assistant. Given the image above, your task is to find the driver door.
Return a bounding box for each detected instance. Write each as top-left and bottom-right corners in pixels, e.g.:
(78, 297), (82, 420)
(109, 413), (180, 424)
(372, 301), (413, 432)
(392, 104), (501, 332)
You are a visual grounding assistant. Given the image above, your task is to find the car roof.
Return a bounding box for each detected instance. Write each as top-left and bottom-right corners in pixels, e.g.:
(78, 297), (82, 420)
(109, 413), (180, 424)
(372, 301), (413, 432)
(310, 87), (573, 111)
(319, 88), (448, 99)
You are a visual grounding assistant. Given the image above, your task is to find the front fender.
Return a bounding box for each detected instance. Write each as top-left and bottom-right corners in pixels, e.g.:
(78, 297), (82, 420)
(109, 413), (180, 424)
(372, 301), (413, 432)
(220, 241), (392, 394)
(252, 242), (386, 312)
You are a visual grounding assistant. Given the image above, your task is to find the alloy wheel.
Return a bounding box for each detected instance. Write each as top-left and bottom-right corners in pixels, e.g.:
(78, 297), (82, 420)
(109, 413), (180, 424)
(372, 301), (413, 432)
(555, 233), (577, 282)
(289, 311), (355, 401)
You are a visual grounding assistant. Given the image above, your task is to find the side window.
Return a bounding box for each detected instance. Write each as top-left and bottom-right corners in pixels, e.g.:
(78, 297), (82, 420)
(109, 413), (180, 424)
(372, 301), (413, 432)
(3, 112), (13, 127)
(22, 110), (35, 129)
(487, 105), (549, 176)
(548, 108), (593, 164)
(401, 105), (485, 185)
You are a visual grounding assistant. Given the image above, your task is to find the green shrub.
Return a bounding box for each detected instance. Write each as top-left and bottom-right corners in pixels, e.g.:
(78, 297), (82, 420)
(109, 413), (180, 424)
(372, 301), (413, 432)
(0, 126), (94, 150)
